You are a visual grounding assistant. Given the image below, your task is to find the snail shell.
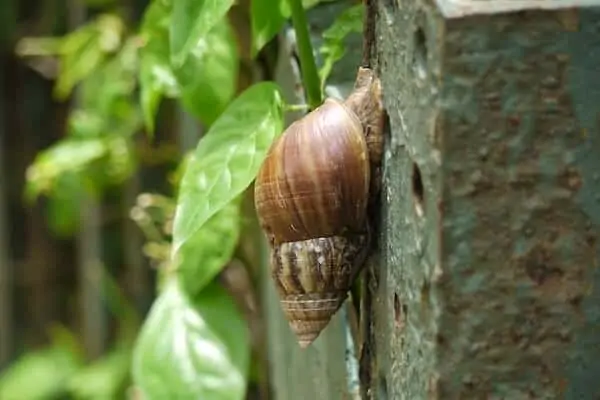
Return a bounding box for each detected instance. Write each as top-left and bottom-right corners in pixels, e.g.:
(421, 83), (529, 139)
(271, 234), (370, 347)
(254, 67), (384, 348)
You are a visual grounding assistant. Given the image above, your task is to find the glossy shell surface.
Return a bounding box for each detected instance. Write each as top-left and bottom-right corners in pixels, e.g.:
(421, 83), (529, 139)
(254, 98), (370, 245)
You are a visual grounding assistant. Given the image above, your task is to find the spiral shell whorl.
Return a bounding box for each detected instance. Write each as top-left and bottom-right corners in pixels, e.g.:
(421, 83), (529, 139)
(271, 234), (369, 347)
(254, 98), (370, 245)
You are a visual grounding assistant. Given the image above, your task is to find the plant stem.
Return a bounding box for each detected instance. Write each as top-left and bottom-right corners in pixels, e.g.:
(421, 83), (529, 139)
(284, 103), (310, 112)
(287, 0), (322, 109)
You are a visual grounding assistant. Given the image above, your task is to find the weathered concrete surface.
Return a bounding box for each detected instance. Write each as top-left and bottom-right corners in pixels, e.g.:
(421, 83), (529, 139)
(375, 0), (600, 398)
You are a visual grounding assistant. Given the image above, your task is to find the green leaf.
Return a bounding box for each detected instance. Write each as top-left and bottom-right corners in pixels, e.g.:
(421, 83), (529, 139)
(170, 0), (235, 67)
(0, 327), (83, 400)
(15, 37), (63, 57)
(67, 345), (131, 399)
(25, 138), (106, 201)
(139, 52), (167, 134)
(132, 280), (249, 400)
(139, 0), (238, 129)
(25, 136), (135, 203)
(46, 172), (85, 237)
(25, 135), (135, 237)
(171, 82), (284, 254)
(78, 37), (140, 123)
(55, 27), (104, 99)
(138, 0), (179, 133)
(318, 3), (363, 86)
(175, 20), (239, 126)
(178, 198), (241, 296)
(141, 0), (172, 32)
(55, 14), (124, 99)
(169, 150), (194, 188)
(250, 0), (288, 56)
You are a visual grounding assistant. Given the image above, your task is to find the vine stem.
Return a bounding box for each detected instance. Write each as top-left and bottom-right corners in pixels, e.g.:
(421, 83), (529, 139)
(287, 0), (322, 109)
(284, 103), (310, 112)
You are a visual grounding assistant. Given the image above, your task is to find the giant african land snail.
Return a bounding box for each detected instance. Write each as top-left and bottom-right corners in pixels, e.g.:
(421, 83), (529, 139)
(254, 66), (385, 348)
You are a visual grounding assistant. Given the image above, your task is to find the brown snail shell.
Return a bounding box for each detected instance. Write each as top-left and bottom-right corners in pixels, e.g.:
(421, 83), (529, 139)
(254, 97), (370, 244)
(254, 67), (384, 348)
(271, 234), (370, 347)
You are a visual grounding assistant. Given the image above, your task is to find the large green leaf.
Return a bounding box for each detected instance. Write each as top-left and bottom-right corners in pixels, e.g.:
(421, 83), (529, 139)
(170, 0), (235, 67)
(175, 20), (239, 126)
(139, 0), (237, 129)
(132, 280), (249, 400)
(171, 82), (284, 254)
(178, 198), (241, 296)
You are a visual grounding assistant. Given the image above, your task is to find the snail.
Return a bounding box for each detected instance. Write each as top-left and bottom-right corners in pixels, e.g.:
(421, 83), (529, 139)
(254, 66), (385, 348)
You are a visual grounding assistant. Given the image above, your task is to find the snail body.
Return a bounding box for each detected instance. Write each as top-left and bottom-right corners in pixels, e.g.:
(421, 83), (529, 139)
(254, 67), (384, 348)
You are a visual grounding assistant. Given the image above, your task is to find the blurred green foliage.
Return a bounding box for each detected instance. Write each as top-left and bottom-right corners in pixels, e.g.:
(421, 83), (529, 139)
(0, 268), (138, 399)
(8, 0), (366, 398)
(0, 326), (84, 399)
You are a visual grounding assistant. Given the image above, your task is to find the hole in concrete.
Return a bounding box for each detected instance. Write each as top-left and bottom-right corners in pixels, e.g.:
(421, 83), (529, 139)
(420, 280), (430, 309)
(412, 163), (425, 217)
(393, 293), (406, 331)
(437, 333), (446, 347)
(383, 110), (392, 144)
(412, 27), (428, 79)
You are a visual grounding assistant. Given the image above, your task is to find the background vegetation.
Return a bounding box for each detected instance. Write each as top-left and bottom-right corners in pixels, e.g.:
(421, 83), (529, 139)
(0, 0), (363, 398)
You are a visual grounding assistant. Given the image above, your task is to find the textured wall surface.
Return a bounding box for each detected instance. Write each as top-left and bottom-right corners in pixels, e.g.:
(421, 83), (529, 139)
(376, 0), (600, 399)
(263, 0), (600, 399)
